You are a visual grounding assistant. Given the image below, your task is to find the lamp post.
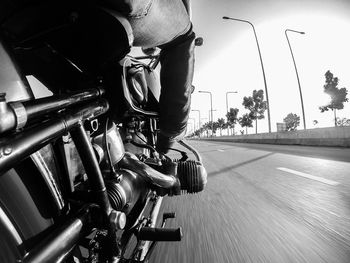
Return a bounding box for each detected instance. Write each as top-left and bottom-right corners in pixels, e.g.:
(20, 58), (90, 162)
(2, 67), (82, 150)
(199, 91), (213, 135)
(223, 16), (271, 133)
(187, 120), (195, 136)
(209, 110), (217, 121)
(285, 29), (306, 130)
(209, 110), (217, 136)
(201, 117), (208, 137)
(189, 117), (196, 131)
(191, 109), (201, 131)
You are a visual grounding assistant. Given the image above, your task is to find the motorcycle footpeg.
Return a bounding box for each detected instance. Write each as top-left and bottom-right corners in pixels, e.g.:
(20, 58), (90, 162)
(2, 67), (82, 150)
(163, 212), (176, 221)
(138, 227), (183, 241)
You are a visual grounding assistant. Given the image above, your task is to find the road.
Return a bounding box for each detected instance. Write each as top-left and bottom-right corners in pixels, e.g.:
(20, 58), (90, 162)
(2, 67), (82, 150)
(151, 140), (350, 263)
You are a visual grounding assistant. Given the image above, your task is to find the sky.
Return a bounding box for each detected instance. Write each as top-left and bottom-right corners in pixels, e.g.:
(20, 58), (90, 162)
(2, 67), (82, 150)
(188, 0), (350, 134)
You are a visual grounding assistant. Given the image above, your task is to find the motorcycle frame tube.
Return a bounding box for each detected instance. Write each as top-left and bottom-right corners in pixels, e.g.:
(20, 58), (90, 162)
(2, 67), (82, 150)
(0, 205), (23, 252)
(0, 87), (105, 134)
(138, 195), (163, 261)
(0, 100), (109, 174)
(70, 124), (112, 218)
(120, 192), (161, 261)
(23, 87), (105, 120)
(70, 124), (121, 259)
(21, 204), (98, 263)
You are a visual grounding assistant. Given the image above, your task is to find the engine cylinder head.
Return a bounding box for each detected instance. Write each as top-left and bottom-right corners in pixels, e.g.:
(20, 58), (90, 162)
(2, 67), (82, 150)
(175, 160), (207, 194)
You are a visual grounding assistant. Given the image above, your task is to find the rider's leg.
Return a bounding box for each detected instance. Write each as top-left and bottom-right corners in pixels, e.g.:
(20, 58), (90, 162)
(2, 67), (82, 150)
(106, 0), (195, 153)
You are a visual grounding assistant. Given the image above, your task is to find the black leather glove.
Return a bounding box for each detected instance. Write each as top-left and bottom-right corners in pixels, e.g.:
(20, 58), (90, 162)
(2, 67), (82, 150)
(156, 133), (175, 154)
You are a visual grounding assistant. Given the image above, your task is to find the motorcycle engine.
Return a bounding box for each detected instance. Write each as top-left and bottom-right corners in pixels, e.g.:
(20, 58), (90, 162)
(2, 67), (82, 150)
(90, 119), (206, 216)
(91, 121), (150, 215)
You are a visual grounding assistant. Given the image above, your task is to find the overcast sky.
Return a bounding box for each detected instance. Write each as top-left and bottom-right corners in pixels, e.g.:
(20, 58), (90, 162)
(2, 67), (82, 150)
(189, 0), (350, 133)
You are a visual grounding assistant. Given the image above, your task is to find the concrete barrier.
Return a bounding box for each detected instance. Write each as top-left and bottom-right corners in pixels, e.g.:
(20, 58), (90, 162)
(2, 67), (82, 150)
(198, 126), (350, 147)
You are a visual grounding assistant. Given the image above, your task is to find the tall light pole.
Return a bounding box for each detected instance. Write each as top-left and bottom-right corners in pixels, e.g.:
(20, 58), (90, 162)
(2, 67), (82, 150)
(189, 117), (196, 131)
(209, 110), (217, 122)
(191, 110), (201, 130)
(188, 123), (194, 135)
(285, 29), (306, 130)
(199, 91), (213, 135)
(226, 91), (238, 116)
(209, 109), (217, 136)
(223, 16), (271, 133)
(201, 117), (208, 137)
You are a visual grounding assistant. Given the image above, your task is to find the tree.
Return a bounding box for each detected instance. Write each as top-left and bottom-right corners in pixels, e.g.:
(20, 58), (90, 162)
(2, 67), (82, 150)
(319, 70), (348, 126)
(222, 122), (229, 135)
(283, 113), (300, 131)
(203, 121), (217, 136)
(336, 117), (350, 127)
(194, 129), (201, 137)
(238, 113), (253, 134)
(226, 108), (239, 135)
(242, 89), (267, 134)
(212, 121), (219, 136)
(217, 118), (226, 136)
(202, 122), (211, 137)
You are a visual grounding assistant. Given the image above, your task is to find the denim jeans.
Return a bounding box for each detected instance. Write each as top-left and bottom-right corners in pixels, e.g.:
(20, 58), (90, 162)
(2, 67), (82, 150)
(107, 0), (195, 150)
(105, 0), (191, 47)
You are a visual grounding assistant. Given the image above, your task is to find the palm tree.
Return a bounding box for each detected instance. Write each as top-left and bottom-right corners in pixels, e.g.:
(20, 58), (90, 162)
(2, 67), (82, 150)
(217, 118), (226, 136)
(238, 113), (253, 135)
(226, 108), (239, 135)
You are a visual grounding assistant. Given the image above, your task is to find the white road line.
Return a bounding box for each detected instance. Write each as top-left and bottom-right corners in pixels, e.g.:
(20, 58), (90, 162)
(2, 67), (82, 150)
(217, 149), (225, 152)
(277, 167), (340, 186)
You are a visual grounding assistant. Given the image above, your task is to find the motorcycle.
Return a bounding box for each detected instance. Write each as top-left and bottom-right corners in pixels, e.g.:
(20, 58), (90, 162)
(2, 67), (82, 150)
(0, 2), (206, 262)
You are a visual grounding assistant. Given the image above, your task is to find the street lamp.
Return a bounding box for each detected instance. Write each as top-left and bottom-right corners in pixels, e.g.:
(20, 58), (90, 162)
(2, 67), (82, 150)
(198, 90), (213, 134)
(226, 91), (238, 116)
(187, 122), (194, 136)
(285, 29), (306, 130)
(201, 117), (209, 137)
(209, 110), (217, 122)
(191, 109), (201, 130)
(223, 16), (271, 133)
(189, 117), (196, 131)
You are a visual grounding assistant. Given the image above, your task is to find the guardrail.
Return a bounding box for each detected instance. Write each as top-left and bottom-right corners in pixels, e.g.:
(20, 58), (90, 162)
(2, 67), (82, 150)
(197, 126), (350, 147)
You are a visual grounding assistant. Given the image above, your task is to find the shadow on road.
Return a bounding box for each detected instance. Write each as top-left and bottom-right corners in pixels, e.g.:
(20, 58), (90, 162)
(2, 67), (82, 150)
(209, 152), (275, 177)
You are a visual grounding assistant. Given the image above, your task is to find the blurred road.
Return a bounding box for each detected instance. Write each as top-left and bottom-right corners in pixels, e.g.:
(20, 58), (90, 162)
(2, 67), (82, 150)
(151, 140), (350, 263)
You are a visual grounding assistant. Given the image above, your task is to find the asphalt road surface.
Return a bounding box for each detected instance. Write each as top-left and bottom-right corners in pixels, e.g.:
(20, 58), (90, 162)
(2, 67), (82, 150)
(151, 140), (350, 263)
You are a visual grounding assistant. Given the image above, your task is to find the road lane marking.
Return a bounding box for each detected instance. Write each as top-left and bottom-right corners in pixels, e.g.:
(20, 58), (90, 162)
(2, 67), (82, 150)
(217, 149), (225, 152)
(277, 167), (340, 186)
